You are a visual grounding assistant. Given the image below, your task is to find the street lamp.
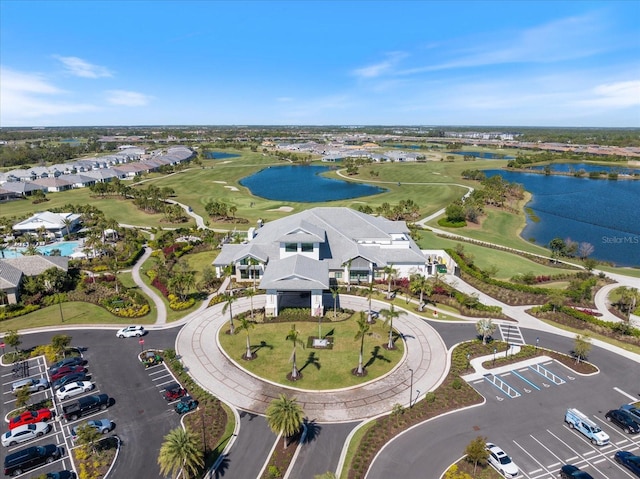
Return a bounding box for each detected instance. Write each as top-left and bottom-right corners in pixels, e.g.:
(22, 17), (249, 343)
(536, 337), (540, 352)
(493, 347), (497, 366)
(466, 353), (471, 369)
(409, 368), (414, 408)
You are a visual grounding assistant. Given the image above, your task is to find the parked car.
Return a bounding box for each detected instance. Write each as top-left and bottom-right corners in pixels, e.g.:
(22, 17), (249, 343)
(63, 394), (110, 422)
(560, 464), (595, 479)
(46, 472), (76, 479)
(56, 381), (95, 401)
(605, 408), (640, 434)
(52, 373), (87, 390)
(615, 451), (640, 477)
(174, 396), (198, 415)
(3, 443), (62, 477)
(116, 325), (145, 338)
(2, 422), (51, 447)
(162, 383), (187, 401)
(8, 409), (53, 431)
(11, 377), (49, 394)
(622, 404), (640, 422)
(48, 357), (86, 374)
(50, 365), (87, 382)
(486, 442), (519, 478)
(70, 419), (114, 441)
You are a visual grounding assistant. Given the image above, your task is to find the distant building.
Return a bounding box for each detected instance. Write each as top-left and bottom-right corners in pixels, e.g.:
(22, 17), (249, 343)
(13, 212), (82, 239)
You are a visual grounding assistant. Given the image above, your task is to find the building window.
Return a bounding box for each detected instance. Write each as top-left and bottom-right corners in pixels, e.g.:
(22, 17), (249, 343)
(301, 243), (313, 252)
(335, 272), (342, 279)
(285, 243), (297, 252)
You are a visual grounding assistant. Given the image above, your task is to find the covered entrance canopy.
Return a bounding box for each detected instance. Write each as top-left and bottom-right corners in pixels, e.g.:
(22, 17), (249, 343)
(260, 255), (329, 317)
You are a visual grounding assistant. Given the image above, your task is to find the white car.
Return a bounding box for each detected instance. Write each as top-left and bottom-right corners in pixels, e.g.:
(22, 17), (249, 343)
(486, 442), (520, 478)
(56, 381), (95, 400)
(2, 422), (51, 447)
(116, 325), (145, 338)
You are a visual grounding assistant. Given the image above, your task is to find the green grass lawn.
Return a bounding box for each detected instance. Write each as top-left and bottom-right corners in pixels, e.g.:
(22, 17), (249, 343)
(218, 315), (404, 389)
(182, 249), (219, 285)
(0, 302), (155, 333)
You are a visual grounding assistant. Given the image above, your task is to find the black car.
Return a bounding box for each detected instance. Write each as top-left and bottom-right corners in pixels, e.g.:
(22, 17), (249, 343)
(63, 394), (110, 422)
(52, 372), (87, 390)
(615, 451), (640, 477)
(47, 471), (76, 479)
(4, 443), (62, 477)
(560, 464), (594, 479)
(49, 356), (86, 374)
(605, 409), (640, 434)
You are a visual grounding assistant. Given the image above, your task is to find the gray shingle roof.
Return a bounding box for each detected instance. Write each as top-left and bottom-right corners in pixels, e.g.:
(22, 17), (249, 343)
(3, 256), (68, 276)
(0, 261), (23, 288)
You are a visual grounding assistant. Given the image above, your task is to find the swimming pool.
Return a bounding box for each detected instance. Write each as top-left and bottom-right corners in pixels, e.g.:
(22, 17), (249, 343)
(1, 240), (82, 259)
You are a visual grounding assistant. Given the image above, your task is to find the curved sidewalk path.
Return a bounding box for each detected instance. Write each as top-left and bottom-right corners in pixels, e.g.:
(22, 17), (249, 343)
(176, 295), (448, 423)
(131, 246), (167, 325)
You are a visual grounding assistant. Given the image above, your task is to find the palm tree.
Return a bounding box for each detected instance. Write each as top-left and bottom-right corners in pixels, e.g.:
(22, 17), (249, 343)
(330, 286), (339, 319)
(237, 317), (255, 360)
(383, 264), (397, 299)
(245, 288), (256, 320)
(266, 394), (305, 449)
(380, 304), (399, 350)
(62, 217), (73, 240)
(221, 293), (237, 334)
(410, 274), (432, 311)
(247, 257), (260, 290)
(366, 282), (375, 323)
(286, 324), (305, 380)
(157, 427), (204, 479)
(354, 311), (370, 376)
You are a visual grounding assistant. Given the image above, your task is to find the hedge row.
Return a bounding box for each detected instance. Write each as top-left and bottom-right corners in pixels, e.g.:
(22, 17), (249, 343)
(535, 304), (640, 338)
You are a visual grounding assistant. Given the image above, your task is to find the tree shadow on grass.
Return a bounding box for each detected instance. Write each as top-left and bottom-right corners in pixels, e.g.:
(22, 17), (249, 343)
(299, 352), (321, 372)
(365, 345), (391, 368)
(250, 340), (272, 355)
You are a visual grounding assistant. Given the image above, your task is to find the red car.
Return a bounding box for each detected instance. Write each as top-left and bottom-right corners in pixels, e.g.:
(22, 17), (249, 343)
(50, 365), (87, 382)
(8, 408), (53, 430)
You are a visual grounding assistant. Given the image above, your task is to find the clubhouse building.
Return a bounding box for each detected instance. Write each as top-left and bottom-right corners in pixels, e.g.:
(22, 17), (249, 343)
(213, 207), (455, 317)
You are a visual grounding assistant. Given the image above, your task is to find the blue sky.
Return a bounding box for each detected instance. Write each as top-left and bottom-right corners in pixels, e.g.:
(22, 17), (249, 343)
(1, 1), (638, 127)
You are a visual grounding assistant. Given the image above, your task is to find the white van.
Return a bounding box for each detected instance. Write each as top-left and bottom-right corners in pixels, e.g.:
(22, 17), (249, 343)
(565, 408), (609, 445)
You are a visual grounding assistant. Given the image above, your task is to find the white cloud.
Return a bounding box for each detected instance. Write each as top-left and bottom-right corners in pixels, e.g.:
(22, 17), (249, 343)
(54, 55), (113, 78)
(105, 90), (152, 106)
(352, 52), (408, 79)
(575, 80), (640, 108)
(0, 67), (98, 125)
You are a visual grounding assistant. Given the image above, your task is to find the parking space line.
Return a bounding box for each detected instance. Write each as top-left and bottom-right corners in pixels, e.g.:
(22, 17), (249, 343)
(484, 373), (521, 398)
(510, 370), (541, 391)
(614, 386), (638, 402)
(148, 369), (167, 376)
(513, 438), (553, 477)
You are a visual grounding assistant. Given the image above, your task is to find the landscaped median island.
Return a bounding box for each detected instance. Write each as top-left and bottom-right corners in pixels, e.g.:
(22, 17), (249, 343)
(217, 308), (405, 388)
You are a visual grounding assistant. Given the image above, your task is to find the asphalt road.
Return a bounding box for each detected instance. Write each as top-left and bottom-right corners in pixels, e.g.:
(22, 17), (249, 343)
(367, 327), (640, 479)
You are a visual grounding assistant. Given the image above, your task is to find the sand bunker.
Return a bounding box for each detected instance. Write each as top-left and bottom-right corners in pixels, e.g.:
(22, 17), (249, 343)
(224, 186), (239, 192)
(213, 181), (227, 184)
(267, 206), (294, 212)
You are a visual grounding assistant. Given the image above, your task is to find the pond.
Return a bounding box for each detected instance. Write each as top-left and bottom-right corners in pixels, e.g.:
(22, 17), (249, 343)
(205, 152), (241, 159)
(239, 165), (387, 202)
(484, 169), (640, 267)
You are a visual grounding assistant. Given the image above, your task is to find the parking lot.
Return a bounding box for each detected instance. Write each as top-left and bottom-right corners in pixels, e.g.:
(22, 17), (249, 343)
(468, 359), (639, 479)
(0, 329), (182, 479)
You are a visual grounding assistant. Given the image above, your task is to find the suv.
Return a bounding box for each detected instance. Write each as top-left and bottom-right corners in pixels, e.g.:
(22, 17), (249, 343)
(11, 377), (49, 394)
(560, 464), (594, 479)
(62, 394), (110, 422)
(4, 443), (62, 476)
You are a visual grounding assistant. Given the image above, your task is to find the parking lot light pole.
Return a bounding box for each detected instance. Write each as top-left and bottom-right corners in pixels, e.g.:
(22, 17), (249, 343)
(409, 368), (414, 408)
(536, 337), (539, 352)
(466, 353), (471, 369)
(493, 347), (497, 366)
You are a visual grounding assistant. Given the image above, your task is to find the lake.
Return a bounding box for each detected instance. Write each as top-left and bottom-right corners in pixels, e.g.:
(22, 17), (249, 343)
(239, 165), (386, 203)
(205, 152), (241, 159)
(485, 169), (640, 267)
(524, 162), (640, 175)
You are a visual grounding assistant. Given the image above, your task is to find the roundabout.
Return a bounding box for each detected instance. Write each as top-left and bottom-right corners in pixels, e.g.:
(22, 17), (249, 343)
(176, 294), (448, 422)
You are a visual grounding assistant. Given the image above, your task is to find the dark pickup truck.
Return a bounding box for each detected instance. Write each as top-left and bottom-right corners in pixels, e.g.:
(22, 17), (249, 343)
(63, 394), (110, 421)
